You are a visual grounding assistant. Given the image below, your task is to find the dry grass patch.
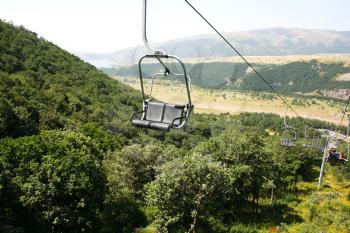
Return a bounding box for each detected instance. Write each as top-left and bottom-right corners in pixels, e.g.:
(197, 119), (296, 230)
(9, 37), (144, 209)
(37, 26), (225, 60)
(184, 54), (350, 66)
(115, 77), (347, 125)
(336, 73), (350, 81)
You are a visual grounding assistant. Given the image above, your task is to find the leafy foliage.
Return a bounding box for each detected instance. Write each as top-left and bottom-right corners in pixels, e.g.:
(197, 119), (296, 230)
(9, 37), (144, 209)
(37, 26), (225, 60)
(146, 155), (228, 232)
(0, 20), (140, 139)
(194, 130), (273, 206)
(0, 130), (106, 233)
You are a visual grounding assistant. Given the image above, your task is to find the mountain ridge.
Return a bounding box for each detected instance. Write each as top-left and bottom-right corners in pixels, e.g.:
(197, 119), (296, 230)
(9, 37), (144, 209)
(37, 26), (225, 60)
(78, 28), (350, 67)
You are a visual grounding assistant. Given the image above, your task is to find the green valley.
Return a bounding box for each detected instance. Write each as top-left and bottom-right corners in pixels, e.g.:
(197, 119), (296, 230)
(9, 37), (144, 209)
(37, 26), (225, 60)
(114, 77), (348, 125)
(1, 19), (350, 233)
(104, 58), (350, 95)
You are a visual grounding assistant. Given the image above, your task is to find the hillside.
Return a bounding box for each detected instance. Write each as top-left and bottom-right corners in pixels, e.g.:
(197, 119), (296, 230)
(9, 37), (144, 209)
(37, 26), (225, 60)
(80, 28), (350, 66)
(0, 20), (140, 139)
(1, 20), (350, 233)
(104, 59), (350, 97)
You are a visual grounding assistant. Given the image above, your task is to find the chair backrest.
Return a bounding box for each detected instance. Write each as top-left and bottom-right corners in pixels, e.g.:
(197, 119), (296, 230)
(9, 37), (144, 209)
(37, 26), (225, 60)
(163, 104), (184, 126)
(145, 102), (165, 122)
(281, 139), (295, 147)
(144, 102), (185, 126)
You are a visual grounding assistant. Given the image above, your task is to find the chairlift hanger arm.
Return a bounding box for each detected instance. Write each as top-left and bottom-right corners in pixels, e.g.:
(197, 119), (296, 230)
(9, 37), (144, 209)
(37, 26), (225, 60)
(283, 106), (296, 130)
(283, 107), (288, 127)
(142, 0), (155, 54)
(143, 0), (174, 75)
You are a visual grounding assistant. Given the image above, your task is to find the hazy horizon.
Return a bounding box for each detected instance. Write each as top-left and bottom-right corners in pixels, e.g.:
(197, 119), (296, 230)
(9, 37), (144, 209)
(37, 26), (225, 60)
(74, 27), (349, 55)
(1, 0), (349, 54)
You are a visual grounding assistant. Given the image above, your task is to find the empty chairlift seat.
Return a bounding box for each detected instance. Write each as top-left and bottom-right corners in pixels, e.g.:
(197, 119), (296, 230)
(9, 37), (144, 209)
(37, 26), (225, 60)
(131, 102), (185, 132)
(132, 54), (193, 131)
(280, 127), (296, 147)
(131, 1), (193, 131)
(280, 139), (295, 147)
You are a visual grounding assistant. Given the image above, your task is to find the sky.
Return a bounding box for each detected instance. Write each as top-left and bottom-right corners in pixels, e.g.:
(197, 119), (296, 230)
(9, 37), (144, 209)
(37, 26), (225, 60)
(1, 0), (350, 53)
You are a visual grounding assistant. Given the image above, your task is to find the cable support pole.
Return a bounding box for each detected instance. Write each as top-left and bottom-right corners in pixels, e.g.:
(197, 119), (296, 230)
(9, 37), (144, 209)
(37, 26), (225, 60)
(340, 94), (350, 126)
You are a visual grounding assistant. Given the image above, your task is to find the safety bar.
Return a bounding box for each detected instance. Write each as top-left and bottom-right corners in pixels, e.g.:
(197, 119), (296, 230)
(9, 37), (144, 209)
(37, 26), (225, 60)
(130, 110), (147, 123)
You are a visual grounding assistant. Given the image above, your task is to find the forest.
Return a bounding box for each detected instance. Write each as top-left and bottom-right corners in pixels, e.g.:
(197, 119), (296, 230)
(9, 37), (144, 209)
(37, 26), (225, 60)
(1, 20), (350, 233)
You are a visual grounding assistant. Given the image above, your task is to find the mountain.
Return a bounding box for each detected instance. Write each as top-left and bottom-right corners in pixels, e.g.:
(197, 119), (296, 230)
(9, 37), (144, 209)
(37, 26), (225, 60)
(80, 28), (350, 67)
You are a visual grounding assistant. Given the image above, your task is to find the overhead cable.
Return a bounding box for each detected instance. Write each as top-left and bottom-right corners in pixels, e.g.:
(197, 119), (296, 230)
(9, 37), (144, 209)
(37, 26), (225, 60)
(184, 0), (301, 118)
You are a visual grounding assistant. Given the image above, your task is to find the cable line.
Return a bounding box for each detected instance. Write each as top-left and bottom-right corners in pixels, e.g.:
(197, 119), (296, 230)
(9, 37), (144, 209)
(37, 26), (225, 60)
(184, 0), (300, 118)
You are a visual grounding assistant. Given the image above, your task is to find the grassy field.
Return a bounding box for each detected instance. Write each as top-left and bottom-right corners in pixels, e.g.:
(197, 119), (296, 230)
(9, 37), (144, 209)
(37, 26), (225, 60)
(337, 73), (350, 81)
(287, 162), (350, 233)
(115, 77), (347, 125)
(247, 155), (350, 233)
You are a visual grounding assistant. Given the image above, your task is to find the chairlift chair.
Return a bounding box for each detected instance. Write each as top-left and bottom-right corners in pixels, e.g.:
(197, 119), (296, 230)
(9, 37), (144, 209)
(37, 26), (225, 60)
(336, 137), (349, 163)
(303, 126), (323, 151)
(130, 0), (194, 132)
(131, 55), (193, 132)
(280, 107), (297, 147)
(325, 113), (350, 164)
(326, 134), (349, 165)
(281, 127), (297, 147)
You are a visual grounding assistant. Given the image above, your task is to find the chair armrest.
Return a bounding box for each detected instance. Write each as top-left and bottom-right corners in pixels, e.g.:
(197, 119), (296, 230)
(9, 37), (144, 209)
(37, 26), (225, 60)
(171, 116), (186, 127)
(130, 110), (146, 123)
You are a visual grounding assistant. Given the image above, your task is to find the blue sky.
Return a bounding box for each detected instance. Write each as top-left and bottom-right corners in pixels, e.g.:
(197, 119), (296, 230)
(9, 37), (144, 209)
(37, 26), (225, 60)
(1, 0), (349, 53)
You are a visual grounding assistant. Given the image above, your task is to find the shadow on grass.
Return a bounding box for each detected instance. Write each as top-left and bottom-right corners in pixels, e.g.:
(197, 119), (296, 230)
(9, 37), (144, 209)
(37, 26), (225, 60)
(301, 158), (322, 182)
(212, 201), (303, 228)
(244, 203), (304, 226)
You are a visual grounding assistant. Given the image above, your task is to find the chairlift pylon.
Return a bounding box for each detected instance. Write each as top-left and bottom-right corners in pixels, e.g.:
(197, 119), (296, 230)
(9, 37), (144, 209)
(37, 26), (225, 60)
(131, 0), (194, 132)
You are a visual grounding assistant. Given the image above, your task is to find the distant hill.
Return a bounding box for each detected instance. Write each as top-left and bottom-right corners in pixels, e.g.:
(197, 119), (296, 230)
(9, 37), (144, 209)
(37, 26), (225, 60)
(108, 60), (350, 96)
(79, 28), (350, 67)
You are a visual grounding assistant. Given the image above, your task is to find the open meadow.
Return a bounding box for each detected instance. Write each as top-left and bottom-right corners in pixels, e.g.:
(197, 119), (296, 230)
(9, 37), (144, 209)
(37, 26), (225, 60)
(115, 76), (347, 125)
(184, 54), (350, 66)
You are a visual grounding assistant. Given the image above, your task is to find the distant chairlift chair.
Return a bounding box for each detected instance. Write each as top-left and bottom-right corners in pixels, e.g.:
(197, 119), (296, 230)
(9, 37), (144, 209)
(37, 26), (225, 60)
(280, 107), (297, 147)
(327, 113), (350, 164)
(303, 126), (323, 151)
(281, 127), (297, 147)
(328, 137), (349, 164)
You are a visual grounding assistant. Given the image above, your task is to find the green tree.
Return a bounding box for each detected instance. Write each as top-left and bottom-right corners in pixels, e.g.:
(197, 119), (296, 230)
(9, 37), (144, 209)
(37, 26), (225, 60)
(101, 143), (183, 232)
(0, 130), (106, 233)
(104, 143), (183, 200)
(194, 130), (273, 206)
(145, 155), (228, 232)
